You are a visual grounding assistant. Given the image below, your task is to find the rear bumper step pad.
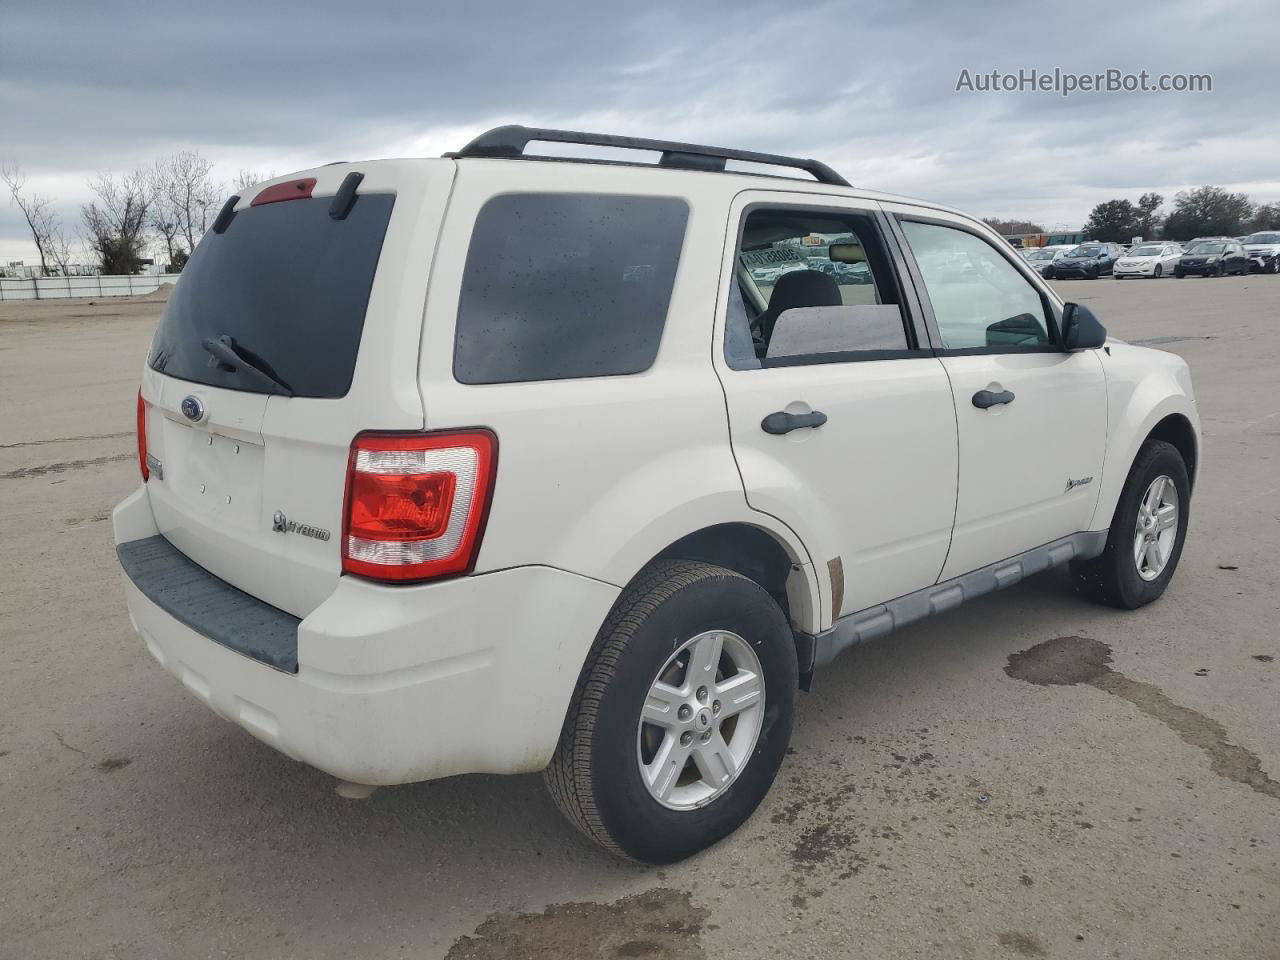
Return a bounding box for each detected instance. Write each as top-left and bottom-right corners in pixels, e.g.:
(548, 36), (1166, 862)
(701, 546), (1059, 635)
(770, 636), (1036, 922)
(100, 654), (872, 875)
(117, 535), (300, 673)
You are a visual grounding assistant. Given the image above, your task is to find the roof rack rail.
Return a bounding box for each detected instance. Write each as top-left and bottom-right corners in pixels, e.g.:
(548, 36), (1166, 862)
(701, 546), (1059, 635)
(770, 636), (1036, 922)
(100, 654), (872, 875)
(446, 125), (850, 187)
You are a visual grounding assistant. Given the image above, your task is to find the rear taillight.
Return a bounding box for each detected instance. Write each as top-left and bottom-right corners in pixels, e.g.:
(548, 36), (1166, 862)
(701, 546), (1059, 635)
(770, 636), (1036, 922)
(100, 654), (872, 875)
(341, 430), (497, 583)
(136, 389), (149, 481)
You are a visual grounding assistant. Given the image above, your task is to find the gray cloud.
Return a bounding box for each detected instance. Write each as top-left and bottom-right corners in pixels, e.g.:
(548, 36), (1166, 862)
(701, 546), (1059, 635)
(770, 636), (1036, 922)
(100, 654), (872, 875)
(3, 0), (1277, 261)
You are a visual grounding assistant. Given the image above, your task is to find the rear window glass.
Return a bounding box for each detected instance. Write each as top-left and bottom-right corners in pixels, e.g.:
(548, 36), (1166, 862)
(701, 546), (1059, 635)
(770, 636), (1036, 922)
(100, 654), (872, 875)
(148, 193), (394, 398)
(453, 193), (689, 384)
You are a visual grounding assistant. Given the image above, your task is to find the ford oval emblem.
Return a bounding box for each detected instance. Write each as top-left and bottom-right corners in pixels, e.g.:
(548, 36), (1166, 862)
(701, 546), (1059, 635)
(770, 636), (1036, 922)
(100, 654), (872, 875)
(180, 395), (205, 422)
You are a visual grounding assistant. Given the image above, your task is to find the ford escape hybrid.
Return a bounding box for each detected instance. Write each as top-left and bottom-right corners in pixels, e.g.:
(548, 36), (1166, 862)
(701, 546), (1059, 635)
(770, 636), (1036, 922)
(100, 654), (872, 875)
(115, 125), (1200, 863)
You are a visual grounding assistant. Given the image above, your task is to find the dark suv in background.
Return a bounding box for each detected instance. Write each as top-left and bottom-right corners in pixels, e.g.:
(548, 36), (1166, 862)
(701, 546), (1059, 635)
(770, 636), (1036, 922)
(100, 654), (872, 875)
(1046, 242), (1124, 279)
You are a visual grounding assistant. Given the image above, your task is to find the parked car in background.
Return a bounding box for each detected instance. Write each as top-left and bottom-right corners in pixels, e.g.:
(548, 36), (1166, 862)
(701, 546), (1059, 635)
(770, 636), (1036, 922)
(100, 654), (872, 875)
(1175, 240), (1250, 277)
(1114, 242), (1184, 279)
(1047, 242), (1124, 279)
(1242, 231), (1280, 273)
(1021, 245), (1072, 276)
(810, 259), (873, 285)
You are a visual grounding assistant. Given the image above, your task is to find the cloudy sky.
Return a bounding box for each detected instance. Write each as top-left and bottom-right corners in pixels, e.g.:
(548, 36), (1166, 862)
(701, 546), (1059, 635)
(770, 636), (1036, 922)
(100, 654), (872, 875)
(2, 0), (1277, 264)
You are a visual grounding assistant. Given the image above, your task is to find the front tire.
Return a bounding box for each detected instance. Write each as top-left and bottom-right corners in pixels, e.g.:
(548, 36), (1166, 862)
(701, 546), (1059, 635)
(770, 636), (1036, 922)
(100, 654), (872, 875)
(1153, 264), (1163, 278)
(1070, 439), (1190, 609)
(545, 560), (797, 863)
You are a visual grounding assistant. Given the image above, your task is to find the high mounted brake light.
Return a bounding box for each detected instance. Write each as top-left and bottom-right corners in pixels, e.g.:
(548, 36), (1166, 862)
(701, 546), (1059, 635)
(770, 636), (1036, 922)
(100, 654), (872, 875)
(136, 389), (149, 481)
(341, 430), (497, 583)
(251, 177), (317, 206)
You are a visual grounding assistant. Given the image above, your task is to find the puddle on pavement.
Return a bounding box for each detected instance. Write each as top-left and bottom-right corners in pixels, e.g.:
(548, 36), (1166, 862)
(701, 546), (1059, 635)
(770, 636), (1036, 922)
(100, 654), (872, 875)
(446, 888), (708, 960)
(1005, 636), (1279, 801)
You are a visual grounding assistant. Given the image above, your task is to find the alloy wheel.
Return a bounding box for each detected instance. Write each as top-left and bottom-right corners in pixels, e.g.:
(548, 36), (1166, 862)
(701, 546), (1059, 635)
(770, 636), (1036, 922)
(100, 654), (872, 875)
(636, 630), (765, 810)
(1133, 474), (1179, 581)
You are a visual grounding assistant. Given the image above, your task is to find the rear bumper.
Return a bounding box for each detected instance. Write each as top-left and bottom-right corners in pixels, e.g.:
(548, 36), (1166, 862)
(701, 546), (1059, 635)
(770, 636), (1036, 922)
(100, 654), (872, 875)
(113, 486), (620, 785)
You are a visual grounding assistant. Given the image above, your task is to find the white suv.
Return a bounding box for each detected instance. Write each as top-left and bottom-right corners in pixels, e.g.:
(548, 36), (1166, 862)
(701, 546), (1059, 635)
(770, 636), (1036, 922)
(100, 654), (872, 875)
(114, 126), (1200, 863)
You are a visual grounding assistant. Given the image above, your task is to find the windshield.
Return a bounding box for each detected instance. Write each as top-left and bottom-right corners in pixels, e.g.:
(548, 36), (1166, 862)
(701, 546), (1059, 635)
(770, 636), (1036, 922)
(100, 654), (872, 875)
(1245, 232), (1280, 244)
(1068, 245), (1103, 257)
(1025, 249), (1056, 260)
(1188, 242), (1226, 254)
(1128, 246), (1163, 257)
(149, 193), (395, 398)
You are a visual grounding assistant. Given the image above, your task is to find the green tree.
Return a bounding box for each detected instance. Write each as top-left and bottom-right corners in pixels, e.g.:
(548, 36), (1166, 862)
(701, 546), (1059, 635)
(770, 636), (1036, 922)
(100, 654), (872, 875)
(1082, 199), (1139, 242)
(1248, 202), (1280, 232)
(1135, 192), (1163, 239)
(1162, 186), (1254, 240)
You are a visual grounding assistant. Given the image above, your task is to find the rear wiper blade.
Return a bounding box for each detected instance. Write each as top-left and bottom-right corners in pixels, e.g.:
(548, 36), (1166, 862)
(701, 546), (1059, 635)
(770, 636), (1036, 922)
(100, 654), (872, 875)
(202, 335), (295, 396)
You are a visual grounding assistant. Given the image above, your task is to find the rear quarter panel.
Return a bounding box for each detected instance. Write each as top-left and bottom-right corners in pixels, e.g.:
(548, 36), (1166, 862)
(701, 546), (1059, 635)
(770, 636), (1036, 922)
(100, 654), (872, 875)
(414, 160), (822, 629)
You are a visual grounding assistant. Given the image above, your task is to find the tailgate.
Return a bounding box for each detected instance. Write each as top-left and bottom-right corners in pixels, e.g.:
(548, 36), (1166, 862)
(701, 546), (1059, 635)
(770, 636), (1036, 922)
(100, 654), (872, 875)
(139, 159), (456, 618)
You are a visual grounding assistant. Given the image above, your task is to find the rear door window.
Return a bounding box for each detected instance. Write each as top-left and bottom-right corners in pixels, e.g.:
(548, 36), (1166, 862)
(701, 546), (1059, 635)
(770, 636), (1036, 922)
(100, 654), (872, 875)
(726, 207), (918, 369)
(453, 193), (689, 384)
(148, 193), (395, 398)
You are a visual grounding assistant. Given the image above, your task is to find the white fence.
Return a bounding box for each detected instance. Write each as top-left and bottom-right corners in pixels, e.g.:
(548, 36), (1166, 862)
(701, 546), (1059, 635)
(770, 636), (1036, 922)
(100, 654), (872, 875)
(0, 274), (180, 302)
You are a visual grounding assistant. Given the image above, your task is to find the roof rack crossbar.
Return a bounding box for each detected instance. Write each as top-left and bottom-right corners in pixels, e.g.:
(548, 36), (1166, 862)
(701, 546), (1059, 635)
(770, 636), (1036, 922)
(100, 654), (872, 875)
(447, 125), (850, 187)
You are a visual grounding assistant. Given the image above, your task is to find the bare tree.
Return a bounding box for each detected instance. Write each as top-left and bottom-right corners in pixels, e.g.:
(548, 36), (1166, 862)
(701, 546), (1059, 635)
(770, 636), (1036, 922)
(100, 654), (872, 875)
(82, 170), (152, 275)
(1, 162), (64, 276)
(45, 220), (75, 274)
(232, 169), (275, 194)
(147, 164), (184, 269)
(153, 151), (219, 255)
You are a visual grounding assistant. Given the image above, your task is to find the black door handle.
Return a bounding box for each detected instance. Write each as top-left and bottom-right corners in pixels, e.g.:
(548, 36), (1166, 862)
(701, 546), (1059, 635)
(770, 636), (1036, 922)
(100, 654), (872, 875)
(972, 389), (1015, 409)
(761, 410), (828, 434)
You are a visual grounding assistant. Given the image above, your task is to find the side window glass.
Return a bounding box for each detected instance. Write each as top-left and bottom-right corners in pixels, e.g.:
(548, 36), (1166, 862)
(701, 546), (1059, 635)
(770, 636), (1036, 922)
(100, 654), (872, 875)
(725, 208), (913, 369)
(454, 193), (688, 384)
(900, 220), (1052, 351)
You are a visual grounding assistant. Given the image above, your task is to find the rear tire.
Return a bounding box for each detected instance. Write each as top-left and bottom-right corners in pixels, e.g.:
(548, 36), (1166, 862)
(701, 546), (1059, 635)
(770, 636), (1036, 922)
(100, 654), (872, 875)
(1070, 440), (1190, 609)
(545, 560), (797, 863)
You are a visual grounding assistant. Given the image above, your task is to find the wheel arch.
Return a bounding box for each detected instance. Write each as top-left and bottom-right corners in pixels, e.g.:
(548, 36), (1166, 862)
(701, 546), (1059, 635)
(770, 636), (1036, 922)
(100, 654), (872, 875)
(1146, 412), (1198, 490)
(603, 521), (825, 686)
(1091, 390), (1200, 532)
(649, 521), (821, 637)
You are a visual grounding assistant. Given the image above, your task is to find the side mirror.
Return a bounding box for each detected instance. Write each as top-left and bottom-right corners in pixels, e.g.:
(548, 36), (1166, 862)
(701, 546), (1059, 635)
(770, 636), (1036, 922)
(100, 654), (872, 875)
(1062, 302), (1107, 351)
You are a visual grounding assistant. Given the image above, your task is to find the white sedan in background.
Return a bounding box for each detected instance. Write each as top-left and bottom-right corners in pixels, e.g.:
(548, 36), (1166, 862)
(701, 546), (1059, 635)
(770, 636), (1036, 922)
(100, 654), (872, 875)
(1114, 242), (1184, 279)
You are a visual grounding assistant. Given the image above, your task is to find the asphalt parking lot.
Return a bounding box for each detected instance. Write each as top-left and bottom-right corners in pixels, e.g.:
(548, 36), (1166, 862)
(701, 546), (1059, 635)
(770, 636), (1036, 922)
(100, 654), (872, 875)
(2, 275), (1277, 960)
